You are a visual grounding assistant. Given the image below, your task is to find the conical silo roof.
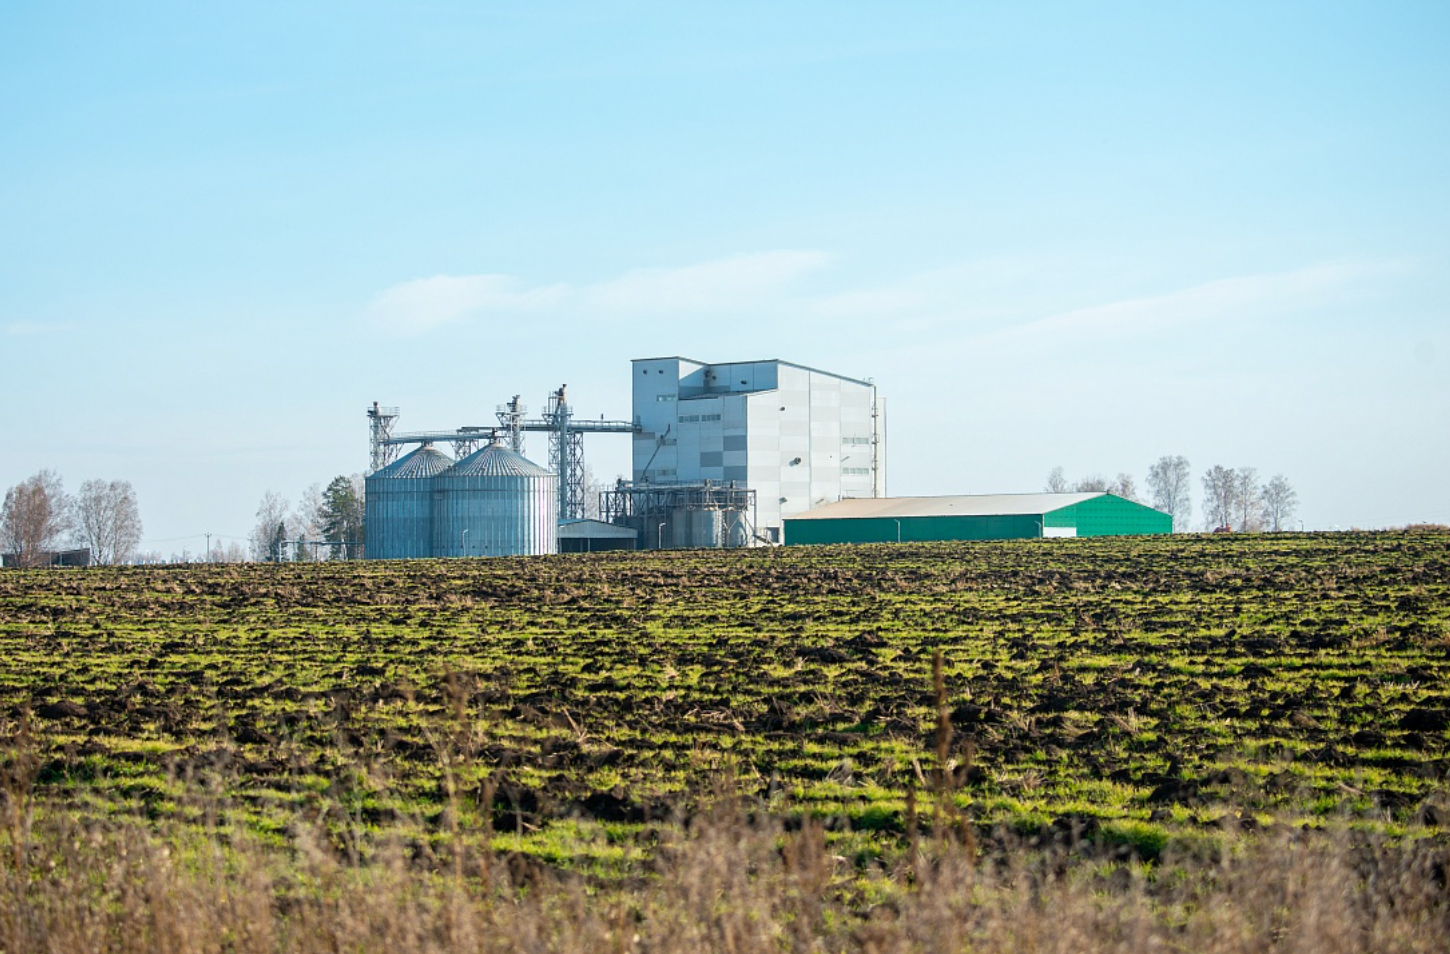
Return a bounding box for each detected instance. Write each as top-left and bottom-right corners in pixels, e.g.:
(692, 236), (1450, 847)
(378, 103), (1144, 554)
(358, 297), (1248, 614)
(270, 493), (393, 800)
(373, 444), (455, 479)
(446, 442), (553, 478)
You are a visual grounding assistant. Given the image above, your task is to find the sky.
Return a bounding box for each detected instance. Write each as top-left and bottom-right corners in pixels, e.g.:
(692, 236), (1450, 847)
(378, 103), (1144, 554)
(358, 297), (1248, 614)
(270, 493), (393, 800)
(2, 2), (1447, 554)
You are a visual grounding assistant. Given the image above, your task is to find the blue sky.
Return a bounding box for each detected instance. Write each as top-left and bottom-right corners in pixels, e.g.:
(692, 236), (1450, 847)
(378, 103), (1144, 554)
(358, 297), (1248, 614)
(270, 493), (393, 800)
(2, 2), (1447, 551)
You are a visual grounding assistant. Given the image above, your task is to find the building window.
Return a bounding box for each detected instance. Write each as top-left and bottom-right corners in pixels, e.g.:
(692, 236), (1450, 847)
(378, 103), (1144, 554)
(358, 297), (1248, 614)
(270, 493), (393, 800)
(843, 436), (872, 445)
(656, 394), (676, 402)
(843, 467), (871, 476)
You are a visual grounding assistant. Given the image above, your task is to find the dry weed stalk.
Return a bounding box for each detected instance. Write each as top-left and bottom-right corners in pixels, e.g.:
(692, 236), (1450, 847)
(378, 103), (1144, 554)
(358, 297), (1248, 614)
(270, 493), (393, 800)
(1, 712), (39, 873)
(0, 803), (1446, 954)
(931, 649), (977, 860)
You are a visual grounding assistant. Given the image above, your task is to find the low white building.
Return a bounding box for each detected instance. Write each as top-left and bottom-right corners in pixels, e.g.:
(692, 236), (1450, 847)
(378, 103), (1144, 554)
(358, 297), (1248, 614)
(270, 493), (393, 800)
(631, 357), (886, 543)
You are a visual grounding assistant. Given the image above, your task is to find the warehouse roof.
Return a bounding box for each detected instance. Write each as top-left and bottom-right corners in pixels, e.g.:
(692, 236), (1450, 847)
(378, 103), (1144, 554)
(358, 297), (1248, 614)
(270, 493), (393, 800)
(787, 493), (1109, 520)
(557, 519), (638, 539)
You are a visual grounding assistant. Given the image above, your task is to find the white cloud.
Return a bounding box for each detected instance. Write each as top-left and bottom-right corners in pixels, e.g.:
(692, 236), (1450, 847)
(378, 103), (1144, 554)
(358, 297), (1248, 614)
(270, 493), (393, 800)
(3, 321), (59, 336)
(984, 259), (1410, 348)
(363, 274), (566, 335)
(361, 254), (1409, 363)
(584, 250), (831, 316)
(363, 250), (831, 335)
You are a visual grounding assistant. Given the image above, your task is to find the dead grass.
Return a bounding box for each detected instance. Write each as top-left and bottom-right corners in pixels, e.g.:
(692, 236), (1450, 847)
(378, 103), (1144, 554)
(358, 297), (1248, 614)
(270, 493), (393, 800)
(1, 790), (1447, 954)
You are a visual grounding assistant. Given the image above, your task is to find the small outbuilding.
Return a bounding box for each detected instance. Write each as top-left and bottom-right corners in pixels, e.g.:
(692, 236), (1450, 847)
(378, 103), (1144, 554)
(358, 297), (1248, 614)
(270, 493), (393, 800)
(784, 492), (1171, 545)
(557, 519), (640, 553)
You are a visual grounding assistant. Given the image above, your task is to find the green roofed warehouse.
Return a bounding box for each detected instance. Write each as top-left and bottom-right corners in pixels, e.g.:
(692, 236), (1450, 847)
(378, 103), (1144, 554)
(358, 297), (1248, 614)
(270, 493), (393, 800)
(784, 492), (1171, 545)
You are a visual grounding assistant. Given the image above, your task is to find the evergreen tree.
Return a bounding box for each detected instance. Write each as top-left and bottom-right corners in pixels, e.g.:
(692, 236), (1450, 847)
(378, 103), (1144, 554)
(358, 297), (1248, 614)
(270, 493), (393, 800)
(268, 521), (287, 563)
(320, 475), (365, 558)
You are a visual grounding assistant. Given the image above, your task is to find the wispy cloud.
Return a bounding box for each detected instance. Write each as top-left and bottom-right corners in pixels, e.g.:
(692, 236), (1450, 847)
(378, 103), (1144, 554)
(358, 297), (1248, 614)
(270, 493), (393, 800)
(584, 250), (830, 316)
(363, 250), (831, 336)
(363, 274), (566, 335)
(983, 259), (1410, 348)
(362, 254), (1408, 356)
(3, 321), (63, 337)
(806, 257), (1042, 332)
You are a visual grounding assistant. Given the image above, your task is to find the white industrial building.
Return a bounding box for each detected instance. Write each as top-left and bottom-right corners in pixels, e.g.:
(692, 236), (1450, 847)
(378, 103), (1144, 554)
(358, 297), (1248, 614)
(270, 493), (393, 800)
(631, 357), (886, 543)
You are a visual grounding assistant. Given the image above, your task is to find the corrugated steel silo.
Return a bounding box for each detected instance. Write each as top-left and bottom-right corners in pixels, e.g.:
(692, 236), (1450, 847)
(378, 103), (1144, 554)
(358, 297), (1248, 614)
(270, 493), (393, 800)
(434, 442), (557, 557)
(669, 507), (692, 548)
(691, 509), (723, 548)
(726, 510), (750, 547)
(364, 444), (455, 559)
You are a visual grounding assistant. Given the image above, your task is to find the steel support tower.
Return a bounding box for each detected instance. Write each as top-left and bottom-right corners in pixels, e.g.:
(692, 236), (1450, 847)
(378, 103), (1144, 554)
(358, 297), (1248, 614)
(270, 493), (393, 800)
(372, 385), (637, 524)
(366, 402), (401, 473)
(545, 385), (588, 521)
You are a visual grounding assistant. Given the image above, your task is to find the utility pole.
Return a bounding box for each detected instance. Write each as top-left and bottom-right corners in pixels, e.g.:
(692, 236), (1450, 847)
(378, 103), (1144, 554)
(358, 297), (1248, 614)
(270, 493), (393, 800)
(205, 533), (211, 563)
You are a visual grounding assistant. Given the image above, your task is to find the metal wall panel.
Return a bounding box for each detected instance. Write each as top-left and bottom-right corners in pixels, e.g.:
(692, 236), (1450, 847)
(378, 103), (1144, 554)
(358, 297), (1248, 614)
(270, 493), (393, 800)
(433, 444), (558, 557)
(784, 514), (1044, 545)
(1044, 495), (1172, 537)
(631, 358), (883, 543)
(364, 445), (454, 560)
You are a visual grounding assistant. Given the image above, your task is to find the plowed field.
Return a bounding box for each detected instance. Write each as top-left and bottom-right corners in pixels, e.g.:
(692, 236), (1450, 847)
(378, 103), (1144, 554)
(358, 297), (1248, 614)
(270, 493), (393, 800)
(2, 532), (1447, 868)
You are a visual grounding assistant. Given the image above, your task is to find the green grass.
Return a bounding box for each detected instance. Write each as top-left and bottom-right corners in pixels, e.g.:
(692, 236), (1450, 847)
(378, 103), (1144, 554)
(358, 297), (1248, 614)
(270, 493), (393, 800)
(2, 531), (1448, 873)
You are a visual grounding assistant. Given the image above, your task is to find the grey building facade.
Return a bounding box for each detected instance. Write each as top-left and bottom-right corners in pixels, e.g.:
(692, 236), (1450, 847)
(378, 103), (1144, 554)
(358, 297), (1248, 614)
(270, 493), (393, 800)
(631, 357), (885, 543)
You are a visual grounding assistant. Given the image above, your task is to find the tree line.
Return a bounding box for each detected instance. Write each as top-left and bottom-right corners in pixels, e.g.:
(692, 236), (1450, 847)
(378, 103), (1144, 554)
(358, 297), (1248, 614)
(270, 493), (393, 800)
(249, 475), (365, 562)
(1046, 456), (1298, 532)
(1, 470), (143, 567)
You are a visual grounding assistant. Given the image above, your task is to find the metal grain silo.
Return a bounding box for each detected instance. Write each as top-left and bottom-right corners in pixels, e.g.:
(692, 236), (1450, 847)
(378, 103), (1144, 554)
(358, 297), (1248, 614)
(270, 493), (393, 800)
(364, 444), (455, 559)
(434, 442), (557, 557)
(691, 508), (724, 548)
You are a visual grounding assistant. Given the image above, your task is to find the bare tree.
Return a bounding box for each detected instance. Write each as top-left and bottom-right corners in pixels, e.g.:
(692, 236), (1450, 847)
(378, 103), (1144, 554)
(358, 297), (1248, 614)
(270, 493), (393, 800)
(1107, 473), (1140, 502)
(73, 479), (143, 565)
(1234, 467), (1262, 532)
(1, 470), (72, 567)
(1262, 474), (1298, 531)
(250, 491), (291, 562)
(286, 483), (326, 562)
(296, 483), (325, 541)
(1146, 455), (1192, 531)
(581, 463), (608, 521)
(1201, 465), (1237, 531)
(1047, 468), (1135, 498)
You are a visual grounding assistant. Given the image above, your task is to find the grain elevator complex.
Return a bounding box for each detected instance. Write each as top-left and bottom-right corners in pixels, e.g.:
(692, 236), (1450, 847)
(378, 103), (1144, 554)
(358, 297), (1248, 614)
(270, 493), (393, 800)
(619, 357), (885, 545)
(362, 354), (1167, 558)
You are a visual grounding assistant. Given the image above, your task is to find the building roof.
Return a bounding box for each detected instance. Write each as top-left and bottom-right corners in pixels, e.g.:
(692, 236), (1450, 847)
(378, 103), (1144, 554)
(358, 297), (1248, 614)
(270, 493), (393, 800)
(786, 493), (1109, 520)
(631, 356), (874, 389)
(557, 519), (639, 539)
(370, 444), (455, 480)
(446, 442), (554, 478)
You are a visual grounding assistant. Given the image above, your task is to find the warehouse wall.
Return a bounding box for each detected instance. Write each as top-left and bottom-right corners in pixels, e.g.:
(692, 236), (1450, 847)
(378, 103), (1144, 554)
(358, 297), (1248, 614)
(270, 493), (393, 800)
(784, 513), (1043, 545)
(1043, 495), (1172, 537)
